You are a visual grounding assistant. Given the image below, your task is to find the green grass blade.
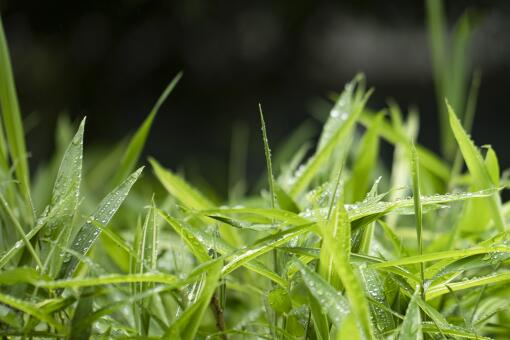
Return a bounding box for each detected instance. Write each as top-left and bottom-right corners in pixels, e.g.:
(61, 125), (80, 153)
(346, 112), (383, 203)
(321, 196), (375, 338)
(0, 16), (32, 211)
(259, 105), (276, 208)
(42, 118), (85, 276)
(399, 289), (423, 340)
(371, 245), (510, 270)
(448, 103), (505, 231)
(0, 194), (42, 269)
(151, 158), (214, 209)
(111, 72), (182, 187)
(36, 273), (177, 289)
(164, 261), (222, 340)
(69, 288), (93, 340)
(359, 111), (449, 181)
(410, 144), (425, 296)
(296, 260), (350, 327)
(58, 167), (143, 279)
(222, 222), (314, 275)
(288, 85), (372, 198)
(151, 158), (243, 247)
(0, 293), (63, 331)
(158, 210), (210, 263)
(427, 272), (510, 300)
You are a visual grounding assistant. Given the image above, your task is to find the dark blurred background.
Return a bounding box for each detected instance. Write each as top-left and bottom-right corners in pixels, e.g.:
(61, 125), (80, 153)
(1, 1), (510, 193)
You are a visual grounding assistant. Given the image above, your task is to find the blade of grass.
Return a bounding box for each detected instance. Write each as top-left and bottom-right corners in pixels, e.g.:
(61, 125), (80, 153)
(0, 16), (32, 213)
(399, 289), (423, 340)
(448, 102), (505, 231)
(320, 195), (375, 338)
(58, 167), (144, 279)
(111, 72), (182, 187)
(410, 144), (425, 298)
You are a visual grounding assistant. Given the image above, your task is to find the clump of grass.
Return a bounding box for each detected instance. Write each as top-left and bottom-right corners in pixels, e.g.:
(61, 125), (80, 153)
(0, 2), (509, 339)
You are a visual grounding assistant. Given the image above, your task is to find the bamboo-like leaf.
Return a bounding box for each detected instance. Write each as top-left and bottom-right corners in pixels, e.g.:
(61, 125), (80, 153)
(288, 79), (372, 198)
(43, 118), (85, 277)
(345, 112), (383, 203)
(158, 210), (210, 263)
(58, 167), (143, 279)
(151, 158), (243, 247)
(69, 288), (94, 340)
(398, 289), (422, 340)
(164, 261), (222, 340)
(371, 245), (510, 270)
(36, 273), (177, 289)
(0, 293), (63, 331)
(427, 272), (510, 300)
(259, 105), (276, 208)
(0, 16), (31, 210)
(112, 72), (182, 187)
(320, 196), (375, 338)
(295, 260), (350, 327)
(448, 103), (505, 231)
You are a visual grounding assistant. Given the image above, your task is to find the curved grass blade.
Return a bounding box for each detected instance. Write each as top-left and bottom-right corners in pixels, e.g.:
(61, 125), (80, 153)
(151, 158), (243, 247)
(111, 72), (182, 187)
(158, 209), (285, 287)
(58, 167), (144, 279)
(0, 292), (63, 331)
(222, 222), (315, 275)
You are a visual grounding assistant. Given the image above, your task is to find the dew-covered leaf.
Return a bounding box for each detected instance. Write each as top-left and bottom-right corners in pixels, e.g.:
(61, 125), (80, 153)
(58, 167), (143, 279)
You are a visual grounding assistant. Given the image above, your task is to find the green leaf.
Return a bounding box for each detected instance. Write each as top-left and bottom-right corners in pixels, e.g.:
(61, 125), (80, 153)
(345, 112), (383, 203)
(259, 105), (276, 208)
(448, 102), (505, 231)
(320, 196), (375, 338)
(410, 144), (425, 294)
(295, 260), (350, 327)
(288, 77), (372, 198)
(58, 167), (143, 279)
(399, 289), (423, 340)
(0, 16), (32, 212)
(164, 261), (222, 340)
(35, 272), (177, 289)
(42, 118), (85, 276)
(69, 288), (94, 340)
(151, 158), (243, 247)
(0, 292), (63, 331)
(427, 272), (510, 300)
(111, 72), (182, 187)
(158, 210), (210, 263)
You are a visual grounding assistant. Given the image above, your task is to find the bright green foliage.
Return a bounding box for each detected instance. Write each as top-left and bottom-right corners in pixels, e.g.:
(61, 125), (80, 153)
(1, 2), (510, 339)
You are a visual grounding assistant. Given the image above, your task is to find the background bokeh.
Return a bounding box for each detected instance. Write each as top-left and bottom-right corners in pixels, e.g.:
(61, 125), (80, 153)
(1, 0), (510, 195)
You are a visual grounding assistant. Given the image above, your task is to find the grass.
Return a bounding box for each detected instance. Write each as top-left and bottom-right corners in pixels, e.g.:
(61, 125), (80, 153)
(1, 1), (510, 339)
